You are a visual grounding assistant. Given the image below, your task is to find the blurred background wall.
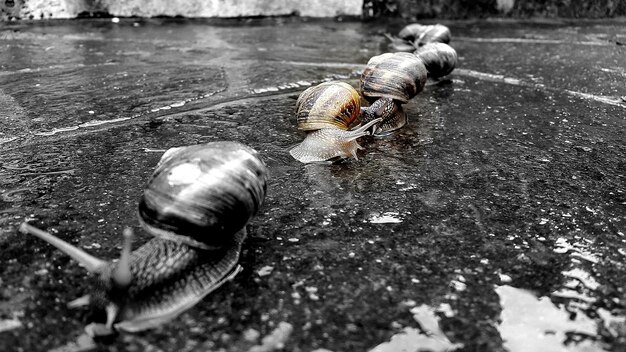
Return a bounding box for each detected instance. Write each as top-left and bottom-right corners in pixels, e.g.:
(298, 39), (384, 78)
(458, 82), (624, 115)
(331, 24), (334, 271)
(1, 0), (625, 20)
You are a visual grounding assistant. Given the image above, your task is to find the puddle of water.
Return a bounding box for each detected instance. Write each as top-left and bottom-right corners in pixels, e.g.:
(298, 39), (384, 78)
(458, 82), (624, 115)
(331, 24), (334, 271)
(368, 212), (403, 224)
(496, 285), (604, 352)
(369, 304), (462, 352)
(553, 237), (600, 264)
(247, 321), (293, 352)
(0, 318), (22, 333)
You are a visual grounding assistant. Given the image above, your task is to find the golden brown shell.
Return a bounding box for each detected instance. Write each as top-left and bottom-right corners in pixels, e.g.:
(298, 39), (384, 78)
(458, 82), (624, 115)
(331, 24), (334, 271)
(295, 81), (362, 131)
(360, 52), (428, 103)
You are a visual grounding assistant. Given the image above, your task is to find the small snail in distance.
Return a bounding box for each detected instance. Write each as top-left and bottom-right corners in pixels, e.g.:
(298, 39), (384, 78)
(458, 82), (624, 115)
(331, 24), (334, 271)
(289, 81), (382, 164)
(398, 23), (451, 47)
(360, 52), (428, 136)
(20, 141), (268, 336)
(385, 33), (419, 53)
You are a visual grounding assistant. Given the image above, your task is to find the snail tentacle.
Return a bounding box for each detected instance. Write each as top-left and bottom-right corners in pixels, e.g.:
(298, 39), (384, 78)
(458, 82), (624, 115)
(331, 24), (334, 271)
(20, 223), (107, 273)
(68, 294), (91, 308)
(112, 227), (134, 289)
(360, 98), (407, 137)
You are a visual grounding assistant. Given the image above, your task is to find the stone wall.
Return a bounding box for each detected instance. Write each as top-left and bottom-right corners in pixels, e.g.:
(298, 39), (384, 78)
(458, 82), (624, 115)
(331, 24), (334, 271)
(383, 0), (626, 19)
(0, 0), (363, 20)
(1, 0), (625, 20)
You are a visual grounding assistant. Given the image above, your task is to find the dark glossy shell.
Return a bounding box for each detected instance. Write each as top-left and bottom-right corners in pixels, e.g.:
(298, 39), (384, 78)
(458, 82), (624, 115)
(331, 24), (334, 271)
(414, 42), (458, 78)
(138, 141), (268, 249)
(295, 81), (362, 131)
(360, 52), (428, 103)
(398, 23), (451, 46)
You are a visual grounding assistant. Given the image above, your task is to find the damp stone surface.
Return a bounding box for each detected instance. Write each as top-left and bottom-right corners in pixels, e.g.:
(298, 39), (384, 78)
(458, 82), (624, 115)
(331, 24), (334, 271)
(0, 17), (625, 352)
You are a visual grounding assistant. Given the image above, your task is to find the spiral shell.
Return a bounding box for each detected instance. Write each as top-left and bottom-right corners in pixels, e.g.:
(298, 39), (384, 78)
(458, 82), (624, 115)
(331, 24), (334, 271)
(295, 81), (362, 131)
(398, 23), (451, 46)
(414, 42), (458, 78)
(360, 52), (428, 103)
(138, 141), (268, 250)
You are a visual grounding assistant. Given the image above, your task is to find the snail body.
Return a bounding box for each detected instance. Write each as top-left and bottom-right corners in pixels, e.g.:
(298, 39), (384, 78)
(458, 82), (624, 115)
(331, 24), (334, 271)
(289, 81), (382, 163)
(20, 141), (268, 335)
(360, 52), (428, 136)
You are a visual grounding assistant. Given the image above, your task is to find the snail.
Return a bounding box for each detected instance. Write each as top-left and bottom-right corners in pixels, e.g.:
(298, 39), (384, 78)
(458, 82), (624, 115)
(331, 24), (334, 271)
(19, 141), (268, 336)
(289, 81), (382, 163)
(360, 52), (428, 136)
(414, 42), (458, 79)
(398, 23), (451, 47)
(385, 34), (419, 53)
(387, 23), (451, 53)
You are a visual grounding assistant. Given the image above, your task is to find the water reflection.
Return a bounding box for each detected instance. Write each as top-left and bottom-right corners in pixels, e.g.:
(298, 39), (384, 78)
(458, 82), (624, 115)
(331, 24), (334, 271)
(369, 304), (462, 352)
(497, 285), (602, 352)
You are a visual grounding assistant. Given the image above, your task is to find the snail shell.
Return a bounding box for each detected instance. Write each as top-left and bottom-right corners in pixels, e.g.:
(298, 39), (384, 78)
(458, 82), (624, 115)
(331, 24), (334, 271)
(360, 52), (428, 104)
(414, 42), (457, 79)
(359, 52), (427, 136)
(20, 141), (268, 335)
(138, 142), (267, 250)
(289, 81), (382, 164)
(398, 23), (451, 47)
(295, 81), (362, 131)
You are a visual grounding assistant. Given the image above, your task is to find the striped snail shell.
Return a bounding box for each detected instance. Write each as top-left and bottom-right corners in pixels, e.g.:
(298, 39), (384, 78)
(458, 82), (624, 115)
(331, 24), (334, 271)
(361, 52), (428, 104)
(295, 81), (362, 131)
(398, 23), (451, 47)
(20, 141), (268, 336)
(289, 81), (382, 164)
(359, 52), (428, 136)
(414, 42), (458, 79)
(138, 142), (267, 250)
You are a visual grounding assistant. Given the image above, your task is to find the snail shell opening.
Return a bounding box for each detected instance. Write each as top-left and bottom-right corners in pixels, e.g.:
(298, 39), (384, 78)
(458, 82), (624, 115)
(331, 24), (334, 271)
(137, 141), (268, 250)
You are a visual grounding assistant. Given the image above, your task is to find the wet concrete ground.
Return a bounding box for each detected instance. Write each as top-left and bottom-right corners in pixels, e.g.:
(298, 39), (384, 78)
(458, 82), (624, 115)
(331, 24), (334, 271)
(0, 17), (625, 352)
